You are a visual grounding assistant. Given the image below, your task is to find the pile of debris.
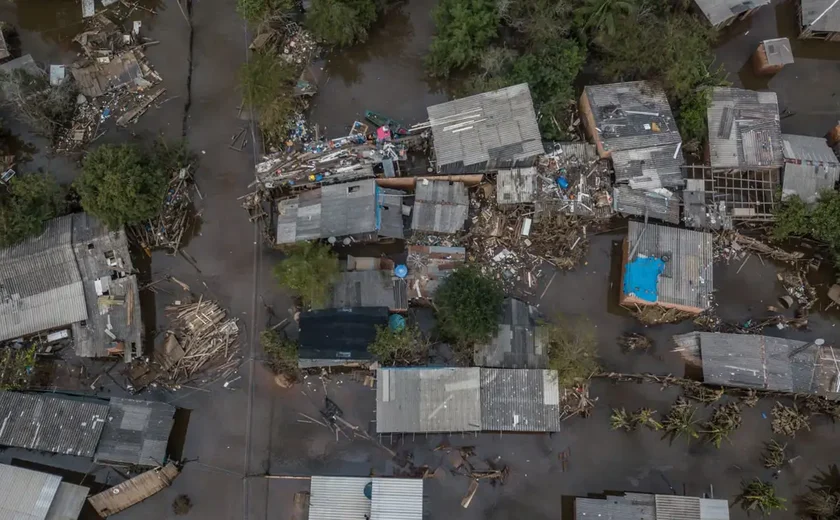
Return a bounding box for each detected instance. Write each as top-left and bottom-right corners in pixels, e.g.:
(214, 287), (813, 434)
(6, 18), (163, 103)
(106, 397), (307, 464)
(157, 298), (240, 386)
(715, 231), (806, 265)
(534, 143), (613, 219)
(428, 444), (509, 509)
(131, 166), (197, 255)
(467, 184), (590, 293)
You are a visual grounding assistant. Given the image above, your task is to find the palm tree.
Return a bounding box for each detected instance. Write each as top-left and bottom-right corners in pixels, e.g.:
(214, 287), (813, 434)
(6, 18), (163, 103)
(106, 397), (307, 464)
(574, 0), (635, 36)
(738, 479), (787, 515)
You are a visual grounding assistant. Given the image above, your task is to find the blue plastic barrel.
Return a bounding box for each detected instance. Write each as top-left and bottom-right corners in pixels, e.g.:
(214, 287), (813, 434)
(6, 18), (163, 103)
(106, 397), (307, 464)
(389, 314), (406, 332)
(394, 264), (408, 278)
(557, 176), (569, 189)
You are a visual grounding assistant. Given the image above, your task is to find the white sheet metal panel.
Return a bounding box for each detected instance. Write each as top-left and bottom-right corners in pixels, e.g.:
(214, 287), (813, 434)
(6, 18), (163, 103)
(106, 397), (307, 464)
(0, 464), (61, 520)
(655, 495), (730, 520)
(309, 476), (371, 520)
(370, 478), (423, 520)
(698, 498), (731, 520)
(44, 482), (89, 520)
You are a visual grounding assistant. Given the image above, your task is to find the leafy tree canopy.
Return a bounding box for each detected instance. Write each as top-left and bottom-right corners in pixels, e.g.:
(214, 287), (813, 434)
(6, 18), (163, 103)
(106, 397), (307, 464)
(773, 191), (840, 267)
(545, 315), (599, 387)
(261, 329), (299, 377)
(435, 266), (503, 346)
(502, 0), (573, 45)
(0, 172), (63, 248)
(239, 51), (298, 139)
(426, 0), (499, 77)
(237, 0), (293, 25)
(306, 0), (378, 47)
(368, 324), (428, 366)
(676, 87), (711, 151)
(75, 144), (169, 229)
(273, 241), (339, 307)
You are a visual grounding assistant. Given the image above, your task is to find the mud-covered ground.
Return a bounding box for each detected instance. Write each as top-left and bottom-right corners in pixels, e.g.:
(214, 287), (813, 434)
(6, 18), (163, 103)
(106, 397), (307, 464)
(0, 0), (839, 519)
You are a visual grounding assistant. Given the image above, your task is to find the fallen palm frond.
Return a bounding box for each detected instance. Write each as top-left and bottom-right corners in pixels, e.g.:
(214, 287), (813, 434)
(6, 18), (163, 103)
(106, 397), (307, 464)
(631, 407), (662, 431)
(762, 440), (787, 469)
(737, 479), (786, 515)
(771, 402), (810, 437)
(611, 407), (633, 431)
(662, 397), (699, 443)
(702, 402), (742, 448)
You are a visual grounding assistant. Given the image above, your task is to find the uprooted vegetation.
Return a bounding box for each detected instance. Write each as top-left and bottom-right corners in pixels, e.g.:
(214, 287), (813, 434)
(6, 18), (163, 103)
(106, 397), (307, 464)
(261, 329), (299, 381)
(0, 68), (78, 143)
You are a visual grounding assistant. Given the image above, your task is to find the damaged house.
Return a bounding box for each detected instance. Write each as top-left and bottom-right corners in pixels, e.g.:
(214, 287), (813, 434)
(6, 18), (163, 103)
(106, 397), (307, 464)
(621, 221), (714, 314)
(781, 134), (840, 203)
(474, 298), (548, 369)
(411, 179), (469, 234)
(426, 84), (543, 174)
(275, 179), (405, 245)
(0, 213), (142, 361)
(674, 332), (840, 398)
(315, 270), (408, 313)
(693, 0), (770, 28)
(405, 245), (465, 300)
(798, 0), (840, 41)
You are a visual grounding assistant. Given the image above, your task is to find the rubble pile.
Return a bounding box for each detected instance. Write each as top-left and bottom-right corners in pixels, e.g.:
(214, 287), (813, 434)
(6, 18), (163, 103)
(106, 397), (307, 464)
(466, 185), (590, 292)
(535, 146), (613, 219)
(279, 27), (318, 65)
(715, 231), (805, 265)
(131, 166), (196, 255)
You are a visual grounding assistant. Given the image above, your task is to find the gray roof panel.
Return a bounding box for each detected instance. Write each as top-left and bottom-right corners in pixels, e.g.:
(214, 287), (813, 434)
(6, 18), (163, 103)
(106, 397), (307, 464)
(613, 186), (681, 224)
(497, 167), (538, 204)
(411, 180), (469, 234)
(0, 464), (61, 520)
(694, 0), (769, 26)
(781, 134), (840, 203)
(44, 482), (89, 520)
(763, 38), (794, 66)
(480, 368), (560, 432)
(94, 398), (176, 466)
(474, 298), (548, 368)
(370, 478), (423, 520)
(318, 271), (408, 311)
(708, 88), (783, 169)
(801, 0), (840, 32)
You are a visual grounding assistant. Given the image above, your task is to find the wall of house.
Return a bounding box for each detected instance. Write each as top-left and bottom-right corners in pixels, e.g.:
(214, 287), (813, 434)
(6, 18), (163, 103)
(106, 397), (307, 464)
(578, 91), (608, 159)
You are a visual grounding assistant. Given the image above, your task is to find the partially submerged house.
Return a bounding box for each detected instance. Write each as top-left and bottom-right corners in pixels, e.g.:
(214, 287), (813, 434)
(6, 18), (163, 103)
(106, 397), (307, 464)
(297, 307), (389, 368)
(612, 185), (680, 224)
(621, 221), (714, 314)
(94, 398), (176, 467)
(0, 213), (142, 361)
(674, 332), (840, 398)
(308, 476), (424, 520)
(0, 463), (89, 520)
(708, 87), (783, 171)
(411, 179), (469, 234)
(474, 298), (548, 369)
(752, 38), (795, 75)
(693, 0), (769, 28)
(405, 245), (465, 299)
(580, 81), (684, 189)
(781, 134), (840, 203)
(376, 367), (562, 433)
(427, 83), (543, 174)
(275, 179), (405, 244)
(316, 270), (408, 312)
(576, 492), (730, 520)
(798, 0), (840, 41)
(88, 462), (180, 517)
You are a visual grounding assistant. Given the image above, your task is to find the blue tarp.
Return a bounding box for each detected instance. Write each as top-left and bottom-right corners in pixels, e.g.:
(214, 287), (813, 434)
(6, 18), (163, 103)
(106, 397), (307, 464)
(623, 256), (666, 302)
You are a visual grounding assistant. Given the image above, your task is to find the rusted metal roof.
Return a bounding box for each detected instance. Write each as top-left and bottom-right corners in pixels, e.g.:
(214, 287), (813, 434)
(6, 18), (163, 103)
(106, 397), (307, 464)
(87, 463), (179, 517)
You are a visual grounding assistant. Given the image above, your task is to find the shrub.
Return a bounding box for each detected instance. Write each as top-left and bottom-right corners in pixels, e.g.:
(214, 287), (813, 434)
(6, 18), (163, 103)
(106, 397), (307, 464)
(273, 241), (339, 307)
(306, 0), (378, 46)
(0, 172), (63, 247)
(434, 266), (503, 347)
(426, 0), (499, 77)
(544, 315), (599, 387)
(239, 52), (298, 139)
(368, 324), (427, 366)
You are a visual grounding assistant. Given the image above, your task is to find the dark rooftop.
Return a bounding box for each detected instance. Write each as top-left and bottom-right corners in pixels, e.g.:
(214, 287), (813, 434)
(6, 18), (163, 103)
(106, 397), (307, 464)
(298, 307), (389, 367)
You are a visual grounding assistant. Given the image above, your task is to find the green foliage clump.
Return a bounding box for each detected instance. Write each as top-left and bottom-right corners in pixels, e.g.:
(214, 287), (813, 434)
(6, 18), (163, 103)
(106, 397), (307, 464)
(0, 172), (63, 248)
(773, 191), (840, 267)
(738, 479), (787, 515)
(574, 0), (635, 37)
(0, 345), (36, 390)
(773, 194), (810, 240)
(261, 330), (299, 377)
(435, 266), (503, 347)
(503, 0), (573, 45)
(544, 315), (599, 386)
(239, 52), (298, 140)
(273, 241), (339, 307)
(426, 0), (499, 77)
(677, 87), (710, 150)
(75, 144), (168, 228)
(368, 324), (427, 366)
(237, 0), (293, 24)
(306, 0), (378, 47)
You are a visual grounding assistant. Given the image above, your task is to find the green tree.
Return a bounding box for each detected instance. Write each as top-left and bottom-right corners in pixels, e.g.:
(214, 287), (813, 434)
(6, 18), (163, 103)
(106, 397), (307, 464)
(368, 324), (428, 366)
(677, 87), (710, 151)
(237, 0), (293, 25)
(239, 52), (298, 139)
(503, 0), (573, 45)
(426, 0), (499, 77)
(544, 315), (599, 387)
(0, 172), (63, 247)
(261, 330), (299, 377)
(810, 190), (840, 247)
(434, 266), (503, 347)
(273, 241), (339, 307)
(75, 144), (169, 228)
(574, 0), (635, 36)
(773, 194), (809, 240)
(306, 0), (378, 47)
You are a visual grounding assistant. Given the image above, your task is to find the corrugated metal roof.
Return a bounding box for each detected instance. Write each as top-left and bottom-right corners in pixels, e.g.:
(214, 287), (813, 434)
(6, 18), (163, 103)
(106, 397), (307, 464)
(44, 482), (89, 520)
(0, 464), (61, 520)
(625, 221), (714, 311)
(370, 478), (423, 520)
(763, 38), (794, 66)
(87, 462), (179, 517)
(474, 298), (548, 368)
(480, 369), (560, 432)
(781, 134), (840, 203)
(94, 398), (176, 467)
(411, 180), (469, 234)
(298, 307), (388, 367)
(576, 493), (655, 520)
(376, 368), (481, 433)
(613, 186), (680, 224)
(0, 392), (108, 457)
(378, 188), (406, 239)
(800, 0), (840, 33)
(497, 167), (538, 204)
(308, 477), (423, 520)
(693, 0), (769, 26)
(317, 271), (408, 312)
(708, 88), (782, 170)
(427, 84), (543, 173)
(613, 146), (685, 188)
(656, 495), (730, 520)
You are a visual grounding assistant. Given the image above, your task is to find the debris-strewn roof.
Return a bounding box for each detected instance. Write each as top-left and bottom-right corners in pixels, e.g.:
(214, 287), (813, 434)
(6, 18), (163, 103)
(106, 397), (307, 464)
(317, 271), (408, 312)
(583, 81), (683, 186)
(411, 180), (469, 234)
(800, 0), (840, 33)
(763, 38), (794, 66)
(675, 331), (840, 397)
(575, 492), (730, 520)
(474, 298), (548, 368)
(624, 221), (714, 311)
(0, 392), (108, 457)
(0, 463), (61, 520)
(497, 167), (538, 204)
(781, 134), (840, 203)
(298, 307), (389, 367)
(694, 0), (770, 26)
(406, 245), (465, 299)
(427, 84), (543, 174)
(376, 367), (482, 433)
(480, 368), (560, 431)
(44, 482), (89, 520)
(308, 476), (424, 520)
(708, 87), (783, 169)
(95, 398), (176, 467)
(613, 186), (681, 224)
(88, 462), (180, 517)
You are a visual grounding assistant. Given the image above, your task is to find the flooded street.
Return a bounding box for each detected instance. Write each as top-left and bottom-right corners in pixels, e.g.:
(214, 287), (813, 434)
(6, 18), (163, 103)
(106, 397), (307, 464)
(0, 0), (839, 519)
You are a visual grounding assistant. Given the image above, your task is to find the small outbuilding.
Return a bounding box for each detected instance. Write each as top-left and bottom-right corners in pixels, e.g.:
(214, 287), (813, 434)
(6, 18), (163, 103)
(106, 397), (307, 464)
(496, 166), (538, 205)
(752, 38), (794, 75)
(316, 270), (408, 312)
(612, 185), (680, 224)
(474, 298), (548, 369)
(693, 0), (769, 27)
(781, 134), (840, 203)
(0, 464), (89, 520)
